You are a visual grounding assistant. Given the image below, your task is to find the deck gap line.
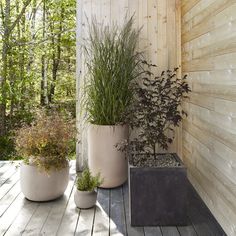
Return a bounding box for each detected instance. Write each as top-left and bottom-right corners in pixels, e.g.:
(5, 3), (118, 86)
(21, 202), (40, 235)
(0, 170), (19, 188)
(187, 214), (199, 236)
(18, 202), (40, 235)
(122, 185), (128, 236)
(39, 202), (55, 233)
(55, 178), (76, 235)
(0, 163), (6, 168)
(0, 164), (16, 177)
(90, 206), (96, 236)
(176, 225), (182, 236)
(109, 189), (111, 236)
(0, 192), (21, 217)
(73, 207), (81, 236)
(0, 180), (20, 201)
(142, 227), (145, 236)
(2, 199), (28, 236)
(0, 163), (14, 171)
(160, 226), (163, 236)
(90, 196), (97, 236)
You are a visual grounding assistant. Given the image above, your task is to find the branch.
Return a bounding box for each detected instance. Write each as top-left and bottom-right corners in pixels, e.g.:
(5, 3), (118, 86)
(29, 0), (43, 21)
(0, 2), (4, 26)
(9, 0), (32, 34)
(12, 28), (75, 47)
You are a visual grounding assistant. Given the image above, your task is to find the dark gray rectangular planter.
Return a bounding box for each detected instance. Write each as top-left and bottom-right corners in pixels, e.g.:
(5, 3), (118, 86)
(129, 153), (188, 226)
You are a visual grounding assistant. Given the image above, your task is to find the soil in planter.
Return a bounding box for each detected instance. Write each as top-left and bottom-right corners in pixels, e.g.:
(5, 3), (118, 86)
(130, 153), (181, 168)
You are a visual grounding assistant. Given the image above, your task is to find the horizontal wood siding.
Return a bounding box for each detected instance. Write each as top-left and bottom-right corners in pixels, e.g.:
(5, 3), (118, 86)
(77, 0), (182, 168)
(181, 1), (236, 235)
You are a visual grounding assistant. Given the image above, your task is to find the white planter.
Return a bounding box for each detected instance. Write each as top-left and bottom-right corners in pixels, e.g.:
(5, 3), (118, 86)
(74, 189), (97, 209)
(88, 124), (128, 188)
(20, 162), (69, 202)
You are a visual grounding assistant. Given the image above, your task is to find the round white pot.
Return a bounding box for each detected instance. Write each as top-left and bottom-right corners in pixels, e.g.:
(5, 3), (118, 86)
(74, 189), (97, 209)
(88, 124), (128, 188)
(20, 162), (69, 202)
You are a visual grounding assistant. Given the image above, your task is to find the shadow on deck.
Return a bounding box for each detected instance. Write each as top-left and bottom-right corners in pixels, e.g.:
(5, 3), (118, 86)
(97, 182), (226, 236)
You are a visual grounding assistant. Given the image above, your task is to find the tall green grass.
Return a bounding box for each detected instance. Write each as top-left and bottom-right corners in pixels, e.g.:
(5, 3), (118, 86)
(82, 17), (142, 125)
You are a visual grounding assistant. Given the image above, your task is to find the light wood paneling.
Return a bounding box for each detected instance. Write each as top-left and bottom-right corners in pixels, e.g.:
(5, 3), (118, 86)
(77, 0), (182, 168)
(182, 1), (236, 235)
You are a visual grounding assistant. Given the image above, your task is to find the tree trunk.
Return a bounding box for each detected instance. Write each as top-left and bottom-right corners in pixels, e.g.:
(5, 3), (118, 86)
(19, 2), (26, 111)
(41, 55), (48, 106)
(27, 0), (36, 72)
(48, 7), (64, 103)
(0, 0), (32, 134)
(40, 0), (48, 106)
(0, 0), (11, 136)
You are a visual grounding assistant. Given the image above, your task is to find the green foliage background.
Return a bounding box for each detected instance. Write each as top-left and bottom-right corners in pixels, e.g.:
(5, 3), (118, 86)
(0, 0), (76, 159)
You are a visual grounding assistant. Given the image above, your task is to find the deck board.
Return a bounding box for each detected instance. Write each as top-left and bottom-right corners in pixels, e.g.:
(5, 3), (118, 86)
(122, 184), (145, 236)
(0, 193), (27, 235)
(5, 200), (38, 236)
(40, 171), (76, 235)
(75, 207), (95, 236)
(161, 227), (180, 236)
(144, 227), (162, 236)
(56, 184), (79, 236)
(177, 217), (197, 236)
(0, 181), (21, 217)
(93, 188), (110, 236)
(0, 173), (19, 200)
(0, 162), (6, 168)
(22, 201), (52, 235)
(110, 187), (127, 235)
(0, 163), (13, 180)
(188, 186), (227, 236)
(0, 166), (18, 186)
(0, 161), (227, 236)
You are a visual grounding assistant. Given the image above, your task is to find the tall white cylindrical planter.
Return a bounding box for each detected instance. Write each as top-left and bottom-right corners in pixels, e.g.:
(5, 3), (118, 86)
(88, 125), (128, 188)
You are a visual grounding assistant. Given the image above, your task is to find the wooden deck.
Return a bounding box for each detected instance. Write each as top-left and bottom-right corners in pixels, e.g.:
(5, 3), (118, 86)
(0, 161), (226, 236)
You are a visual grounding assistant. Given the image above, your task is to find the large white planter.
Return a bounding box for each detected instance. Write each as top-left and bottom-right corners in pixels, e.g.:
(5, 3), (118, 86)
(20, 162), (69, 202)
(88, 124), (128, 188)
(74, 189), (97, 209)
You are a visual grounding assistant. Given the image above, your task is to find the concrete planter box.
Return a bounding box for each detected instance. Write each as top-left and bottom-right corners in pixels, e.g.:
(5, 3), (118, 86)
(129, 153), (188, 226)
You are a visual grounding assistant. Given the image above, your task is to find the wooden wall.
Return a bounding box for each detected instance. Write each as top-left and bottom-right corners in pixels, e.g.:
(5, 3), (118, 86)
(76, 0), (236, 234)
(76, 0), (182, 169)
(181, 1), (236, 235)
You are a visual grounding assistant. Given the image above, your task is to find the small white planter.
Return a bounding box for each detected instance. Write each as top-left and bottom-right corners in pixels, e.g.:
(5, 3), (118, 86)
(74, 189), (97, 209)
(20, 162), (69, 202)
(88, 124), (128, 188)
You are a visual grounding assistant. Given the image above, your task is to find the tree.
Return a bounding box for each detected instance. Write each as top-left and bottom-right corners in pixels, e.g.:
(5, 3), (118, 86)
(0, 0), (76, 159)
(0, 0), (32, 135)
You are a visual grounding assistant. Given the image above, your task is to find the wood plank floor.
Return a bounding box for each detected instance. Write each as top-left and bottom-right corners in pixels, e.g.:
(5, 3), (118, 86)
(0, 161), (226, 236)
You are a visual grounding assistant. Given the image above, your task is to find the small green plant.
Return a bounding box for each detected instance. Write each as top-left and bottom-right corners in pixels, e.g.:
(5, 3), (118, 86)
(76, 168), (103, 192)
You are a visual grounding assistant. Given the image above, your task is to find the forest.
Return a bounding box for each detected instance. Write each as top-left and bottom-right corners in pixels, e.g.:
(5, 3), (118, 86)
(0, 0), (76, 159)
